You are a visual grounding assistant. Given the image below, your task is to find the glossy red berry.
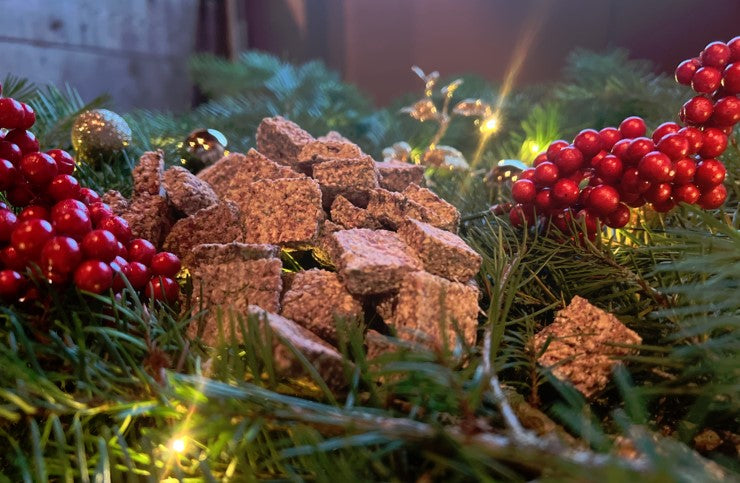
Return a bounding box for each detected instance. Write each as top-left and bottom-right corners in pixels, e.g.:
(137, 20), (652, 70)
(534, 188), (553, 215)
(0, 245), (27, 270)
(0, 141), (23, 165)
(18, 103), (36, 130)
(604, 203), (630, 228)
(594, 154), (623, 182)
(586, 185), (620, 216)
(74, 260), (113, 294)
(692, 67), (722, 93)
(121, 261), (150, 290)
(39, 236), (82, 274)
(550, 178), (579, 207)
(588, 150), (608, 169)
(0, 98), (25, 128)
(78, 187), (100, 205)
(19, 205), (49, 221)
(51, 199), (88, 218)
(150, 252), (181, 278)
(722, 62), (740, 94)
(511, 179), (537, 204)
(710, 95), (740, 126)
(52, 208), (92, 241)
(532, 153), (548, 166)
(88, 202), (114, 226)
(0, 270), (25, 299)
(652, 197), (677, 213)
(700, 41), (731, 69)
(651, 122), (680, 143)
(672, 184), (701, 205)
(81, 229), (119, 262)
(98, 216), (132, 243)
(575, 209), (598, 234)
(4, 130), (39, 154)
(46, 149), (75, 175)
(6, 180), (34, 207)
(682, 96), (714, 125)
(610, 138), (631, 160)
(0, 158), (17, 190)
(644, 183), (672, 204)
(10, 218), (54, 258)
(620, 168), (651, 194)
(729, 36), (740, 62)
(19, 152), (57, 186)
(145, 276), (179, 304)
(619, 116), (646, 138)
(697, 183), (727, 209)
(519, 169), (535, 181)
(598, 127), (621, 150)
(673, 158), (697, 184)
(677, 127), (703, 154)
(656, 133), (689, 161)
(624, 137), (655, 165)
(675, 58), (700, 85)
(698, 128), (728, 158)
(553, 146), (584, 175)
(0, 209), (18, 242)
(534, 162), (559, 187)
(694, 159), (726, 188)
(47, 174), (80, 201)
(573, 129), (602, 157)
(546, 140), (569, 162)
(638, 151), (674, 183)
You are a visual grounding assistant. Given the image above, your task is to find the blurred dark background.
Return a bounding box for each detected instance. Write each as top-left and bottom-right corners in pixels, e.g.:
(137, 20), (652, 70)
(1, 0), (738, 111)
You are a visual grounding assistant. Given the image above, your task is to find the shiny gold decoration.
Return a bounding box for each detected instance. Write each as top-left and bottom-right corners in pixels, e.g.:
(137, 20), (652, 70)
(484, 159), (528, 188)
(453, 99), (493, 117)
(424, 146), (469, 169)
(401, 99), (438, 122)
(382, 141), (412, 163)
(71, 109), (132, 162)
(184, 128), (227, 171)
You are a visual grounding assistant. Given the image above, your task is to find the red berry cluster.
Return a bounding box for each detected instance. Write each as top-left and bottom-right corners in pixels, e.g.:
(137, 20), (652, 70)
(508, 37), (737, 235)
(0, 84), (180, 304)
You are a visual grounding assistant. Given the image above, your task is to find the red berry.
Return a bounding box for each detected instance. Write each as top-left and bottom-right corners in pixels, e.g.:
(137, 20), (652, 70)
(0, 270), (25, 300)
(573, 129), (602, 157)
(0, 209), (18, 242)
(18, 103), (35, 130)
(697, 183), (727, 209)
(620, 168), (651, 194)
(19, 205), (49, 221)
(0, 98), (25, 129)
(0, 158), (17, 190)
(551, 178), (579, 207)
(4, 130), (39, 154)
(546, 140), (569, 162)
(73, 260), (113, 294)
(722, 62), (740, 94)
(81, 229), (119, 262)
(644, 183), (672, 204)
(673, 158), (697, 184)
(594, 154), (623, 182)
(710, 96), (740, 126)
(624, 137), (655, 165)
(121, 262), (150, 290)
(109, 255), (128, 274)
(587, 185), (620, 216)
(145, 276), (179, 304)
(682, 96), (714, 125)
(533, 153), (548, 166)
(677, 127), (703, 154)
(589, 150), (608, 169)
(511, 179), (536, 204)
(116, 241), (127, 259)
(88, 202), (114, 226)
(598, 127), (622, 150)
(40, 236), (82, 274)
(534, 188), (553, 215)
(6, 180), (34, 207)
(534, 162), (559, 187)
(656, 133), (689, 161)
(729, 36), (740, 62)
(19, 152), (57, 186)
(694, 159), (726, 188)
(52, 208), (92, 241)
(638, 151), (674, 183)
(624, 195), (646, 208)
(574, 209), (598, 235)
(619, 116), (646, 138)
(700, 41), (731, 69)
(692, 67), (722, 93)
(98, 216), (132, 243)
(652, 197), (677, 213)
(604, 203), (630, 228)
(552, 209), (575, 233)
(610, 138), (631, 159)
(10, 218), (54, 258)
(0, 245), (27, 270)
(78, 187), (100, 205)
(51, 198), (88, 218)
(651, 122), (680, 143)
(675, 58), (700, 85)
(519, 169), (535, 181)
(672, 184), (701, 205)
(47, 174), (80, 201)
(698, 128), (728, 158)
(553, 146), (584, 175)
(150, 252), (181, 278)
(46, 149), (75, 175)
(0, 141), (22, 165)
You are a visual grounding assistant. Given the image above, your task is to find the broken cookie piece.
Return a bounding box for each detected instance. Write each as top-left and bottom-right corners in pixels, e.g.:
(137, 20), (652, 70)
(296, 139), (364, 174)
(132, 150), (164, 197)
(403, 184), (459, 232)
(366, 188), (427, 230)
(198, 150), (301, 198)
(281, 269), (363, 345)
(121, 194), (172, 248)
(256, 116), (315, 169)
(163, 166), (219, 216)
(327, 228), (422, 295)
(101, 190), (129, 216)
(534, 296), (642, 398)
(397, 218), (481, 282)
(312, 156), (379, 207)
(330, 195), (382, 230)
(375, 160), (425, 192)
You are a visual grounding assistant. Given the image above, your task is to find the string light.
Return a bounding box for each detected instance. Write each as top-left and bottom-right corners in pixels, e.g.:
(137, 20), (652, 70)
(171, 437), (186, 454)
(479, 114), (500, 134)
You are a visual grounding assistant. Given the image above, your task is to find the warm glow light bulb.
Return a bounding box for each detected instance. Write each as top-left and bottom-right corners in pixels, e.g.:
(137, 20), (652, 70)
(480, 115), (500, 134)
(171, 437), (186, 453)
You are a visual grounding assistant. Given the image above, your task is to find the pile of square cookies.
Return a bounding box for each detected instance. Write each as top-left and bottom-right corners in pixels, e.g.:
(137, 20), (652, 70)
(106, 117), (483, 385)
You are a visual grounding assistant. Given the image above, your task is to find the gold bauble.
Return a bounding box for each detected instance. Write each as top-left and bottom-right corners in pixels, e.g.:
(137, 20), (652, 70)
(184, 128), (227, 172)
(71, 109), (132, 162)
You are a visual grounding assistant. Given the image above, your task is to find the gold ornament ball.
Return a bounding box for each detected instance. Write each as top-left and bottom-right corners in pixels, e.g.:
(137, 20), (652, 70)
(71, 109), (132, 162)
(184, 128), (227, 172)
